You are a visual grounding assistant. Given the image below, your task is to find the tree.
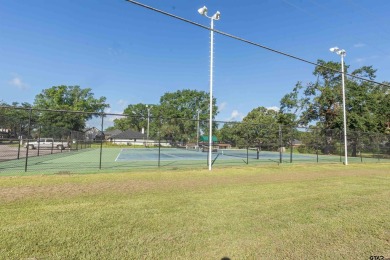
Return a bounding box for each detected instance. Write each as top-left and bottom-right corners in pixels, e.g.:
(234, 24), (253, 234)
(217, 107), (281, 150)
(280, 60), (387, 131)
(157, 89), (218, 143)
(0, 101), (37, 138)
(114, 90), (218, 143)
(217, 122), (238, 146)
(280, 60), (346, 129)
(241, 107), (280, 149)
(104, 126), (117, 132)
(34, 85), (109, 131)
(371, 81), (390, 133)
(113, 103), (152, 132)
(280, 60), (389, 156)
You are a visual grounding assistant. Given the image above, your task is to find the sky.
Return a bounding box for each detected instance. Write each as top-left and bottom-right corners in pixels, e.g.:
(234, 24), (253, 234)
(1, 0), (390, 127)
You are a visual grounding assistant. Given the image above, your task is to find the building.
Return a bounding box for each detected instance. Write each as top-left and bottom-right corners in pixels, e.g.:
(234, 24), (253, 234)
(108, 129), (147, 146)
(84, 127), (105, 141)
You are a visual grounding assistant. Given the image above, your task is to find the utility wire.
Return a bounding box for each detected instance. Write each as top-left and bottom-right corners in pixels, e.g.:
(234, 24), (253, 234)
(125, 0), (390, 88)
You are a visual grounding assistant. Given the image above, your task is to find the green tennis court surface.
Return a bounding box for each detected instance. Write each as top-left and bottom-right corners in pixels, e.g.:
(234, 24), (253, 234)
(0, 147), (388, 175)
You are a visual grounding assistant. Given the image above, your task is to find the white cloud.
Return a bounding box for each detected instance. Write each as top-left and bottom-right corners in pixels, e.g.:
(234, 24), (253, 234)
(8, 75), (28, 90)
(355, 58), (366, 63)
(228, 110), (244, 121)
(97, 107), (125, 128)
(117, 99), (128, 110)
(219, 102), (227, 111)
(353, 43), (366, 48)
(267, 106), (279, 111)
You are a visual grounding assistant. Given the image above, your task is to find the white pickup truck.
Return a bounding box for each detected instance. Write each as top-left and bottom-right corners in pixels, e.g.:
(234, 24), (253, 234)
(25, 138), (68, 150)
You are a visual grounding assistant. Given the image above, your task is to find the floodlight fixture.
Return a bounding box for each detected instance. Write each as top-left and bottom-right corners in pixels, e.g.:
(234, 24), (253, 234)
(330, 46), (346, 56)
(198, 6), (208, 16)
(213, 11), (221, 20)
(198, 6), (220, 21)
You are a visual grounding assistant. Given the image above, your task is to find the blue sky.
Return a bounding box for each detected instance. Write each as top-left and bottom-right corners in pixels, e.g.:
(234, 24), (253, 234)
(1, 0), (390, 126)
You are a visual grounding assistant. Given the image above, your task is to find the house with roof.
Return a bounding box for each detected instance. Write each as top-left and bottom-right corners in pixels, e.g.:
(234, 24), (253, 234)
(108, 129), (147, 146)
(84, 127), (105, 141)
(104, 129), (122, 140)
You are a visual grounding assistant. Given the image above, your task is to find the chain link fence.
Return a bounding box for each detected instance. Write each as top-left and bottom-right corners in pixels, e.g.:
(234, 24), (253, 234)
(0, 107), (389, 174)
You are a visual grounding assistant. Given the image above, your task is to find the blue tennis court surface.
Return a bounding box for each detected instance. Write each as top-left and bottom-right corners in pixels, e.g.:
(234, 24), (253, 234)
(116, 148), (209, 161)
(115, 148), (316, 162)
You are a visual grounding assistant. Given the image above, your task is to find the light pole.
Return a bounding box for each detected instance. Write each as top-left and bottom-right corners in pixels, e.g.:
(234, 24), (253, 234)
(198, 6), (220, 170)
(330, 47), (348, 165)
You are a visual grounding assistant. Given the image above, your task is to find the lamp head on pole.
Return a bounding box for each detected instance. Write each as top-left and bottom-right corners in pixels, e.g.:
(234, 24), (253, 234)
(330, 46), (346, 56)
(198, 6), (220, 20)
(198, 6), (208, 16)
(212, 11), (221, 20)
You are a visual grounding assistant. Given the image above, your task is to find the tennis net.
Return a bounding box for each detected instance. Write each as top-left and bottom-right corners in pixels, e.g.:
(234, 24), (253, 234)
(218, 148), (259, 158)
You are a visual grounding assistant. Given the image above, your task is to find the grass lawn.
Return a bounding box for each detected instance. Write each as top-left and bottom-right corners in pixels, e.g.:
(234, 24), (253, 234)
(0, 164), (389, 259)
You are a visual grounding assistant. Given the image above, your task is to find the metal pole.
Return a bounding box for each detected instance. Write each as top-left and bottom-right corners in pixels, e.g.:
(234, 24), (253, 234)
(341, 54), (348, 165)
(37, 126), (41, 157)
(17, 120), (22, 159)
(246, 145), (249, 165)
(290, 127), (293, 163)
(147, 106), (150, 146)
(339, 131), (342, 162)
(197, 110), (200, 150)
(158, 132), (161, 167)
(24, 108), (32, 172)
(99, 113), (104, 169)
(208, 18), (214, 171)
(279, 125), (282, 164)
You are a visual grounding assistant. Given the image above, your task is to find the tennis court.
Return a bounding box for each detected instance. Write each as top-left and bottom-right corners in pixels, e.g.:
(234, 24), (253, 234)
(115, 147), (315, 161)
(1, 146), (388, 175)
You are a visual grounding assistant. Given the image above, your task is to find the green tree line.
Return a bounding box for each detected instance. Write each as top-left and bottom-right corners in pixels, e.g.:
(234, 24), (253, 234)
(1, 60), (389, 144)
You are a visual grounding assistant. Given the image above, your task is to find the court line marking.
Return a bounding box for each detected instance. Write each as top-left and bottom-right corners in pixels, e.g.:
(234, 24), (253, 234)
(115, 148), (125, 162)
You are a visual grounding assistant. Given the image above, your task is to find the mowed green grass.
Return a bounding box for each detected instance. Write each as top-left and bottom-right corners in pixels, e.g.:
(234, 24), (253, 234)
(0, 164), (389, 259)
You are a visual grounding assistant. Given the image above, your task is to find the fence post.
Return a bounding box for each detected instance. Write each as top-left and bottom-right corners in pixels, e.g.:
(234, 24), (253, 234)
(279, 125), (282, 164)
(377, 133), (380, 162)
(339, 130), (342, 163)
(290, 127), (293, 163)
(24, 108), (32, 172)
(158, 131), (161, 167)
(358, 132), (362, 162)
(316, 129), (319, 163)
(17, 120), (22, 159)
(99, 113), (104, 170)
(37, 126), (41, 157)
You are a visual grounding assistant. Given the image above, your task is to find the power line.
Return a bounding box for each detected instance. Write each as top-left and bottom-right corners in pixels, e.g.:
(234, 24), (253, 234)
(124, 0), (390, 89)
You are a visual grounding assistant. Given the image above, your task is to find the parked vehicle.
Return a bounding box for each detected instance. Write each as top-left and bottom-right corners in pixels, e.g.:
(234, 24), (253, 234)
(25, 138), (68, 150)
